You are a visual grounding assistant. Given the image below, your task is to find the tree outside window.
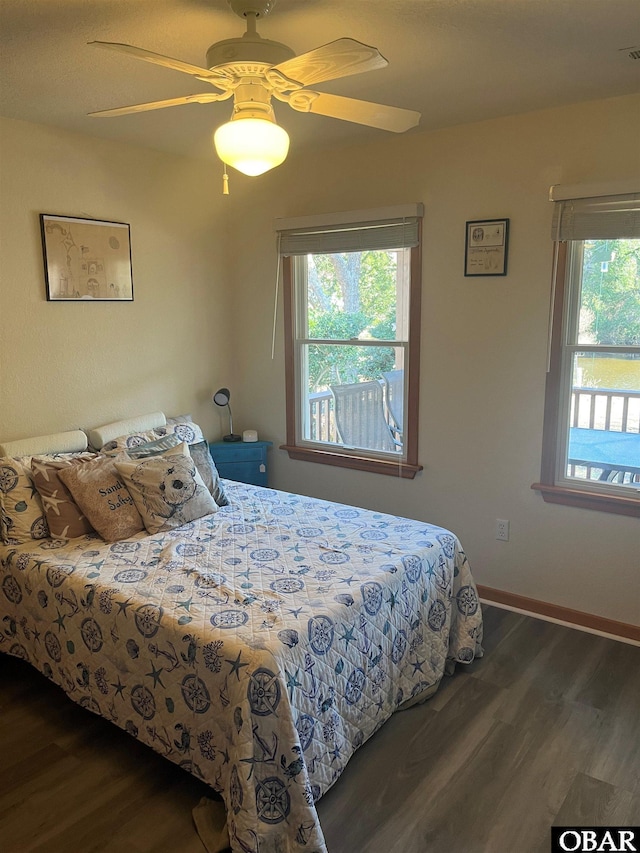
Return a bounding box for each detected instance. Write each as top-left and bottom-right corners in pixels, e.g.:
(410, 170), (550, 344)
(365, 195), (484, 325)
(278, 206), (423, 478)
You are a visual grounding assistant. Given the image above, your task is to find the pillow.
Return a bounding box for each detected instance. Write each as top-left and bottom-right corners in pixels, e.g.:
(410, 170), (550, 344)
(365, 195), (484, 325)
(0, 429), (88, 457)
(31, 454), (96, 539)
(161, 416), (228, 505)
(165, 414), (205, 446)
(114, 449), (218, 534)
(101, 427), (170, 454)
(188, 440), (229, 507)
(87, 412), (166, 451)
(0, 457), (49, 543)
(118, 434), (229, 506)
(99, 415), (204, 453)
(98, 414), (228, 503)
(101, 420), (205, 454)
(59, 455), (145, 543)
(125, 433), (182, 458)
(124, 441), (190, 462)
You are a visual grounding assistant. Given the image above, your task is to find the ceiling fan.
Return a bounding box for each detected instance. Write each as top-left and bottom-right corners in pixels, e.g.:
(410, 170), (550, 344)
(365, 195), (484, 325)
(89, 0), (421, 177)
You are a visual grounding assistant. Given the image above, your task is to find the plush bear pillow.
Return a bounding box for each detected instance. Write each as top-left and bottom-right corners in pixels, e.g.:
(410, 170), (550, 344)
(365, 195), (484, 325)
(31, 454), (96, 539)
(114, 448), (218, 534)
(125, 432), (228, 506)
(59, 455), (145, 543)
(0, 456), (49, 543)
(101, 415), (228, 506)
(166, 415), (228, 506)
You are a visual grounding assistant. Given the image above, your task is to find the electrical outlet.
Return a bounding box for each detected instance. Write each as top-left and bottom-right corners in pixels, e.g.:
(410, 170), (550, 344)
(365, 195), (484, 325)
(496, 519), (510, 541)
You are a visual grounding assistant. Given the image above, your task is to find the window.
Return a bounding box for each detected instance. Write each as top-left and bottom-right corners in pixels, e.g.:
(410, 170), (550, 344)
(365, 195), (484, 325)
(277, 205), (423, 478)
(534, 188), (640, 517)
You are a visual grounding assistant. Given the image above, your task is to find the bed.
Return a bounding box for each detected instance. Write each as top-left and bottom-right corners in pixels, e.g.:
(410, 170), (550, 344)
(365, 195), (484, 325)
(0, 418), (483, 853)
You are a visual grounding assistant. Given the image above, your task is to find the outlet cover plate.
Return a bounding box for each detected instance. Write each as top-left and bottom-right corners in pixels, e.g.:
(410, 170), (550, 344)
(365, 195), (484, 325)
(496, 519), (510, 541)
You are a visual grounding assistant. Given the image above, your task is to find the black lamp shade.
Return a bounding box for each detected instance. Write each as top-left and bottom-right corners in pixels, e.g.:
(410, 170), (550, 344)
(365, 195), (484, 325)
(213, 388), (230, 407)
(213, 387), (241, 442)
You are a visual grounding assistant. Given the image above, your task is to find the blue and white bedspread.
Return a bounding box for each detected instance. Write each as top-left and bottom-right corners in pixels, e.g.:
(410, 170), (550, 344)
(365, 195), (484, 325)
(0, 481), (483, 853)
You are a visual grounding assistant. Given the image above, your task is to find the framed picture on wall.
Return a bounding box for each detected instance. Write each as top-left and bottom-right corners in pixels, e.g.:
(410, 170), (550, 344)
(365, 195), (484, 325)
(464, 218), (509, 276)
(40, 214), (134, 301)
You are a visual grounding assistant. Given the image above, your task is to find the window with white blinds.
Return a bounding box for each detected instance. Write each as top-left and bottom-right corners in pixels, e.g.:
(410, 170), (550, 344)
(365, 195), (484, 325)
(277, 205), (424, 478)
(535, 187), (640, 516)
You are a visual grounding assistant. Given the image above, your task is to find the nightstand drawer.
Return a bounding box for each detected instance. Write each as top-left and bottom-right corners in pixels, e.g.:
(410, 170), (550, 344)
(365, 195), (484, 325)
(209, 440), (272, 487)
(216, 460), (267, 485)
(212, 445), (264, 463)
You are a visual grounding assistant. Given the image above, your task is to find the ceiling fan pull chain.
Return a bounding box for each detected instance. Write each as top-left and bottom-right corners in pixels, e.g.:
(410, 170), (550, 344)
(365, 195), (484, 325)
(223, 164), (230, 195)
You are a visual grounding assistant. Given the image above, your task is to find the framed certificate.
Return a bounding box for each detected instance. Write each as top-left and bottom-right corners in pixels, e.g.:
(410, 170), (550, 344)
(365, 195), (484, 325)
(464, 218), (509, 276)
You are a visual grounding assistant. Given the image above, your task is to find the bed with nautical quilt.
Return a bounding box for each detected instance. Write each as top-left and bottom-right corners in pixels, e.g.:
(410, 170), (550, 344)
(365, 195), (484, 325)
(0, 424), (483, 853)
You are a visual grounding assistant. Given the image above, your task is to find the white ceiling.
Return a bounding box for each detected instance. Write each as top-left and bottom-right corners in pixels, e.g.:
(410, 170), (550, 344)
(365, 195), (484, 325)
(1, 0), (639, 164)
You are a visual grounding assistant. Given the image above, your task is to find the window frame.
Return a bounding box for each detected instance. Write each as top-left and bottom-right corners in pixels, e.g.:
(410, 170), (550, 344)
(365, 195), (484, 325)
(280, 230), (423, 478)
(533, 241), (640, 517)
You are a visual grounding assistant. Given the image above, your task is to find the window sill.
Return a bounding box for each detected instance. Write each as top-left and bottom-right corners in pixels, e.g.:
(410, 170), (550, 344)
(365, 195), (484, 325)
(531, 482), (640, 518)
(280, 445), (423, 479)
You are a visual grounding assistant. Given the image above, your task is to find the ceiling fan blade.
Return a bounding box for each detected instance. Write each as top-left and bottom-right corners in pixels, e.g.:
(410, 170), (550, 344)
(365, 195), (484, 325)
(291, 91), (421, 133)
(89, 41), (227, 86)
(88, 92), (229, 118)
(273, 38), (387, 87)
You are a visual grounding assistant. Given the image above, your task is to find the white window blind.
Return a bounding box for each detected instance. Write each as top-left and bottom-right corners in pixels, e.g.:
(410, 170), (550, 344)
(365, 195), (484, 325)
(276, 203), (423, 255)
(551, 191), (640, 241)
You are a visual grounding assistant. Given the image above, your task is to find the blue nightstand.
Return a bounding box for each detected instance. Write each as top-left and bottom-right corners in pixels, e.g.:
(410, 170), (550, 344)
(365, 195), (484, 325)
(208, 440), (272, 486)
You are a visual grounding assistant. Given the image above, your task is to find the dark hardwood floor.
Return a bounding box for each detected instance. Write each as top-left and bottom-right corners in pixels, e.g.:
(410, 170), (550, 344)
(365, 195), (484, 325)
(1, 605), (638, 853)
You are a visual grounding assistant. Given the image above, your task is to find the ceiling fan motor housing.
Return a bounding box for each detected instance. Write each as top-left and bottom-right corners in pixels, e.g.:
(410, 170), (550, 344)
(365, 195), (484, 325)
(206, 36), (294, 70)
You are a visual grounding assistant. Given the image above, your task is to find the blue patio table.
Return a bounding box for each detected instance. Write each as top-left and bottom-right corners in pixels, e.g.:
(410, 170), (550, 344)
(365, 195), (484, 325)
(568, 427), (640, 479)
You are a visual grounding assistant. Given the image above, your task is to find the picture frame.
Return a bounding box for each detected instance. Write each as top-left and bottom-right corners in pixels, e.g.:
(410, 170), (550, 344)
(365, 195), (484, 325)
(40, 213), (134, 301)
(464, 218), (509, 277)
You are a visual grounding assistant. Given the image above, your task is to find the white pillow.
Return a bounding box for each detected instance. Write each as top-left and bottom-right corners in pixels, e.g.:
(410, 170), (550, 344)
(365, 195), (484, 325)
(0, 430), (88, 457)
(87, 412), (166, 451)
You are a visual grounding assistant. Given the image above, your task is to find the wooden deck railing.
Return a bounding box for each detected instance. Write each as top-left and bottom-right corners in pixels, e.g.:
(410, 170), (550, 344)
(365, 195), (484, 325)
(569, 387), (640, 483)
(307, 383), (402, 446)
(308, 390), (337, 443)
(570, 387), (640, 433)
(308, 385), (640, 480)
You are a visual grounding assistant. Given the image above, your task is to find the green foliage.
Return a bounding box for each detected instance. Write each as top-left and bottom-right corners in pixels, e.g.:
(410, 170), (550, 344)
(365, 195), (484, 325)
(581, 239), (640, 346)
(306, 250), (400, 390)
(307, 340), (396, 389)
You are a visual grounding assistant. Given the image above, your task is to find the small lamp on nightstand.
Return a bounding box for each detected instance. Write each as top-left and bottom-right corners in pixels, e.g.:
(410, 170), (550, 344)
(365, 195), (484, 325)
(213, 387), (242, 442)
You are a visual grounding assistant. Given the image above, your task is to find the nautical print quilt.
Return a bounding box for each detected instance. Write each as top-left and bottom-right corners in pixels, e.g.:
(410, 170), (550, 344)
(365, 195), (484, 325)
(0, 481), (483, 853)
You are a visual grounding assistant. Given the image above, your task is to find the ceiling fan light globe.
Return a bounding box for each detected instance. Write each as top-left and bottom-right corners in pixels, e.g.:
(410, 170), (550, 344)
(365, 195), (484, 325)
(214, 118), (289, 176)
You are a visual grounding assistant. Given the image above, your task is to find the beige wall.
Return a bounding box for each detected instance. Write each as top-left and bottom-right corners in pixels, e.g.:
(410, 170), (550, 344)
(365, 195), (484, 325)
(1, 97), (637, 626)
(0, 116), (234, 443)
(224, 94), (640, 626)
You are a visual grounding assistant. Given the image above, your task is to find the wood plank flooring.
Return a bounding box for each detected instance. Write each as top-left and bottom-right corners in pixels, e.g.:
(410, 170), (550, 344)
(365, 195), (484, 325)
(1, 605), (638, 853)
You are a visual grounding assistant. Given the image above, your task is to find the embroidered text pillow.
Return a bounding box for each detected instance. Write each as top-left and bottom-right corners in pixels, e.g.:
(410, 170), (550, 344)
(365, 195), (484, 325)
(59, 455), (145, 543)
